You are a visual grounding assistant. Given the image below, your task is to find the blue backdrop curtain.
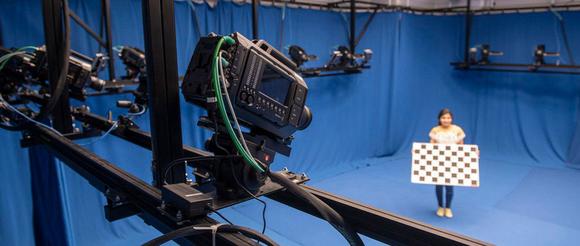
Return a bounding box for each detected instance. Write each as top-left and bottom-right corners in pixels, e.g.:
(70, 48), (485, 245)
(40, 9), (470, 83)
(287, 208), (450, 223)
(1, 0), (579, 245)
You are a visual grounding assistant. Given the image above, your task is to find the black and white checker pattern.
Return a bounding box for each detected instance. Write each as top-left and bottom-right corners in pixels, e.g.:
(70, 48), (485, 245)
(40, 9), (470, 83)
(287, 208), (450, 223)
(411, 142), (480, 187)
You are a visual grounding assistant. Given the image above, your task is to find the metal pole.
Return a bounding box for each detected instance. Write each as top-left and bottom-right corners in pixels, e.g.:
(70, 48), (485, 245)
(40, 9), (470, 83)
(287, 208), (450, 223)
(350, 0), (356, 53)
(102, 0), (115, 80)
(69, 11), (107, 47)
(141, 0), (185, 186)
(252, 0), (260, 39)
(354, 8), (378, 48)
(463, 0), (472, 65)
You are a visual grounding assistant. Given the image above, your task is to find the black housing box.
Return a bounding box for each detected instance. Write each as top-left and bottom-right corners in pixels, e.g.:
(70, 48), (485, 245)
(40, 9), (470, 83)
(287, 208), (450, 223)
(161, 183), (213, 218)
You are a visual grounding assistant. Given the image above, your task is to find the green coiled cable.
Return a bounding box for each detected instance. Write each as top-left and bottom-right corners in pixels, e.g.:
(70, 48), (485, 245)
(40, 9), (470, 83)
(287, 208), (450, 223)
(211, 36), (265, 173)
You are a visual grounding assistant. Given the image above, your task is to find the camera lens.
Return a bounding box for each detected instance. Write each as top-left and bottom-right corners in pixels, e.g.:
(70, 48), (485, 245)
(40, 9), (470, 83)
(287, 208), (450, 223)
(297, 106), (312, 130)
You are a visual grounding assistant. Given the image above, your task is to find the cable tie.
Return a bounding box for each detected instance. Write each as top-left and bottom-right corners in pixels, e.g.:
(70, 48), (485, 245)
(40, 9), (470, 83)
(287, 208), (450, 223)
(192, 224), (225, 246)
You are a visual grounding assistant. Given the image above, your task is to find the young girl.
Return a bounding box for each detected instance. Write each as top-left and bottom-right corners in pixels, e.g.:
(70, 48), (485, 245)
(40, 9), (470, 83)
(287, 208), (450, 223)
(429, 109), (465, 218)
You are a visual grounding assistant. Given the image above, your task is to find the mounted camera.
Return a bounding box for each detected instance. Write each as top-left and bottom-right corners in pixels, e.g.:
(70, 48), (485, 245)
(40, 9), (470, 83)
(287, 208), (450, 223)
(182, 32), (312, 142)
(0, 46), (47, 95)
(288, 45), (318, 68)
(181, 32), (312, 196)
(119, 46), (146, 81)
(66, 50), (107, 100)
(326, 46), (372, 71)
(0, 45), (106, 101)
(533, 44), (560, 66)
(468, 44), (503, 65)
(0, 45), (110, 131)
(116, 46), (148, 112)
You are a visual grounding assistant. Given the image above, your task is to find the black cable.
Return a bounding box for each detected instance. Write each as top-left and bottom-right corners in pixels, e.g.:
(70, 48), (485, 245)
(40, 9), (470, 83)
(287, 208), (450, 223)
(37, 0), (71, 120)
(229, 161), (268, 235)
(267, 171), (364, 246)
(142, 223), (279, 246)
(558, 18), (575, 65)
(551, 7), (576, 66)
(207, 207), (234, 225)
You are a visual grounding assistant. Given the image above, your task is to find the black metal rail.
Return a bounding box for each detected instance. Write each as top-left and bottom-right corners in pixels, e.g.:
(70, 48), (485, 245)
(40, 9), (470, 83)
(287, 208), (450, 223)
(451, 0), (580, 75)
(268, 185), (492, 246)
(451, 62), (580, 75)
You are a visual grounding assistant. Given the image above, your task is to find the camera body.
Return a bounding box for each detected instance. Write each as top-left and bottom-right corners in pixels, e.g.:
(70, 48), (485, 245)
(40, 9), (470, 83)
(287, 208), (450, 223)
(0, 46), (105, 101)
(182, 32), (311, 141)
(66, 50), (106, 99)
(0, 47), (47, 94)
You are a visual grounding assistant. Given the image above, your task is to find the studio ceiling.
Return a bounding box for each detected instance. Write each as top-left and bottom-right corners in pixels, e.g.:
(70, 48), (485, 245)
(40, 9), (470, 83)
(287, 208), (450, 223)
(225, 0), (580, 12)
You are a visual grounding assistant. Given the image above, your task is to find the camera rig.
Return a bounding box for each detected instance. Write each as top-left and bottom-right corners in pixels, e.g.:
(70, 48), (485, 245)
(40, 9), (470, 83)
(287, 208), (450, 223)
(182, 32), (311, 156)
(180, 32), (314, 198)
(0, 0), (491, 245)
(287, 44), (373, 78)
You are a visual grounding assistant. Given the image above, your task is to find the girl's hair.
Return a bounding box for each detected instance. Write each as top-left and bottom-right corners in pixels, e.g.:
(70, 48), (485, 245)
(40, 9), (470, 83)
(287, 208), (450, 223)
(438, 108), (453, 125)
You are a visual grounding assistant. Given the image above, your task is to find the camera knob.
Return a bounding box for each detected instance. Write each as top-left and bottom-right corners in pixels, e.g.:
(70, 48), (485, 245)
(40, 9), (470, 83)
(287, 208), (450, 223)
(240, 91), (248, 101)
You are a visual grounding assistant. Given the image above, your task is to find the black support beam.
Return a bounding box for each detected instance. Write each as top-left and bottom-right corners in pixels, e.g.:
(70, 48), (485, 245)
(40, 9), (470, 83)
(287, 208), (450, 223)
(69, 10), (107, 47)
(349, 0), (356, 53)
(141, 0), (185, 186)
(463, 0), (472, 65)
(102, 0), (115, 80)
(252, 0), (260, 39)
(70, 110), (211, 158)
(267, 186), (491, 246)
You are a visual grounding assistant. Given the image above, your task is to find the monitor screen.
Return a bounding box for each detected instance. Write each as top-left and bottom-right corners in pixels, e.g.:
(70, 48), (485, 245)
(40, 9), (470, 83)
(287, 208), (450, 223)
(259, 64), (292, 104)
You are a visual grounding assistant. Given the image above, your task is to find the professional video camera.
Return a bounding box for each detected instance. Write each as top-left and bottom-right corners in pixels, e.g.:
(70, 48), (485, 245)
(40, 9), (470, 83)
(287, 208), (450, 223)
(0, 45), (110, 131)
(533, 44), (560, 66)
(181, 32), (312, 195)
(288, 45), (318, 67)
(115, 46), (148, 113)
(0, 45), (106, 101)
(0, 46), (47, 95)
(118, 46), (146, 81)
(468, 44), (504, 65)
(326, 46), (372, 71)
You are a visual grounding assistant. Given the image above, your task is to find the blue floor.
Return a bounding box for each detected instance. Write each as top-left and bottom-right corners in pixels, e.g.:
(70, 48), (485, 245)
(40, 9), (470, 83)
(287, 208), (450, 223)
(215, 155), (580, 245)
